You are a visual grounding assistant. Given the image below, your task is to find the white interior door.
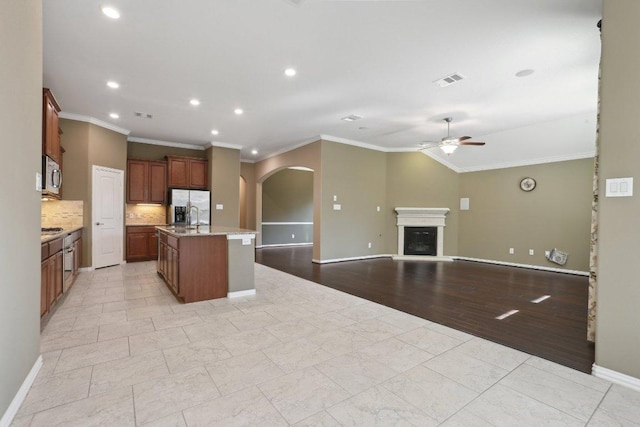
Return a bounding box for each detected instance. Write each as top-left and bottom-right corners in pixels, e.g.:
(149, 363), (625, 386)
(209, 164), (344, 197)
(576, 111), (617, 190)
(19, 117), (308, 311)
(92, 165), (124, 269)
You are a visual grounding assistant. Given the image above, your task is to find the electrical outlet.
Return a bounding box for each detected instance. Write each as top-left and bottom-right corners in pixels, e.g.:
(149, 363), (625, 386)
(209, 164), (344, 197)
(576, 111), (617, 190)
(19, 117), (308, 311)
(333, 195), (337, 201)
(529, 249), (534, 256)
(545, 251), (550, 257)
(368, 242), (372, 249)
(509, 248), (514, 255)
(376, 206), (380, 212)
(291, 234), (295, 239)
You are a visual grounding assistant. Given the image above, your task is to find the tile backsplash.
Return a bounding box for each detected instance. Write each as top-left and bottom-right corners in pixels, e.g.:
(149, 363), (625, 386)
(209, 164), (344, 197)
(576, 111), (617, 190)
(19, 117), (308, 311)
(126, 204), (167, 225)
(41, 200), (84, 229)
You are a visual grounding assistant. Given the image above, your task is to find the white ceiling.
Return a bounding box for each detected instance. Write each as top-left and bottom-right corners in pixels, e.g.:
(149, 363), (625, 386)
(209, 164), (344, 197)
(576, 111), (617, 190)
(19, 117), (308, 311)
(43, 0), (602, 169)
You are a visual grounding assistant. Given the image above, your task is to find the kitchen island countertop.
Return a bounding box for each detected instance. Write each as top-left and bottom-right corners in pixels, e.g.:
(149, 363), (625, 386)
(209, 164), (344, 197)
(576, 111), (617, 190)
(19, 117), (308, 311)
(154, 225), (257, 238)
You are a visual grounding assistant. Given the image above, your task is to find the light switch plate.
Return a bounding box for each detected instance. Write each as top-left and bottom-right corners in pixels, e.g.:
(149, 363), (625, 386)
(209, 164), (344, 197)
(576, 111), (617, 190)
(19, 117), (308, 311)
(605, 177), (633, 197)
(241, 237), (251, 245)
(333, 204), (341, 211)
(216, 204), (224, 210)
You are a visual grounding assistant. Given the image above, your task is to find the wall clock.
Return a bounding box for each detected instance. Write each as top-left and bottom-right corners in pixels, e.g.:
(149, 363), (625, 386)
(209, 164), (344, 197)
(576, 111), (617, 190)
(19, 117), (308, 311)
(520, 177), (536, 192)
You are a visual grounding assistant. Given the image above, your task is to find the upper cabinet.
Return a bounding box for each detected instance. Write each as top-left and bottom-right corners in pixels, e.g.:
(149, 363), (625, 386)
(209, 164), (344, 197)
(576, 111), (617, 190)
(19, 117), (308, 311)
(127, 159), (167, 204)
(166, 156), (208, 189)
(43, 88), (61, 163)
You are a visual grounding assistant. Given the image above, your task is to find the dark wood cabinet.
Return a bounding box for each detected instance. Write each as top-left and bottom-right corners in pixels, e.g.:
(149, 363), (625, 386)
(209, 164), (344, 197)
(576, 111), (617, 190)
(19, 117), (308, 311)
(43, 88), (61, 163)
(149, 162), (167, 203)
(127, 160), (167, 205)
(41, 237), (63, 318)
(40, 259), (48, 317)
(166, 156), (208, 189)
(157, 230), (227, 303)
(126, 226), (159, 262)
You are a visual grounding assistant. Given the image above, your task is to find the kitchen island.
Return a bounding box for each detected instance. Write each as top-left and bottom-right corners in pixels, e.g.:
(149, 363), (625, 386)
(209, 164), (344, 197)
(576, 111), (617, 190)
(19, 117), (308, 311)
(155, 225), (257, 303)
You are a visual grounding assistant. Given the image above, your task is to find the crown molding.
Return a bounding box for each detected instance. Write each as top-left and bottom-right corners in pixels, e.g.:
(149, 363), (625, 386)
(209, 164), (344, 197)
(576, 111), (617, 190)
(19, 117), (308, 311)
(318, 134), (388, 152)
(254, 136), (322, 163)
(210, 141), (243, 150)
(127, 136), (205, 151)
(58, 112), (130, 135)
(457, 151), (596, 173)
(418, 149), (463, 172)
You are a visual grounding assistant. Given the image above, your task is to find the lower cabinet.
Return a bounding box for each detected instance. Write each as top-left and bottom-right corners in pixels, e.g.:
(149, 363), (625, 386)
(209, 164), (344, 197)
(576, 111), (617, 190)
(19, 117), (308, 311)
(41, 238), (63, 318)
(158, 233), (180, 294)
(156, 230), (228, 303)
(126, 226), (160, 262)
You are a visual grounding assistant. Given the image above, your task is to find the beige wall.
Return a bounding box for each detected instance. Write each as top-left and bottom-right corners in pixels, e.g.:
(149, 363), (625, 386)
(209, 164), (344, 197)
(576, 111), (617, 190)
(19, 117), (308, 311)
(262, 169), (314, 245)
(458, 159), (593, 271)
(0, 0), (42, 418)
(263, 169), (313, 222)
(385, 152), (460, 256)
(596, 0), (640, 379)
(207, 146), (240, 227)
(255, 141), (322, 258)
(240, 162), (256, 229)
(59, 119), (128, 267)
(127, 141), (205, 160)
(320, 141), (387, 260)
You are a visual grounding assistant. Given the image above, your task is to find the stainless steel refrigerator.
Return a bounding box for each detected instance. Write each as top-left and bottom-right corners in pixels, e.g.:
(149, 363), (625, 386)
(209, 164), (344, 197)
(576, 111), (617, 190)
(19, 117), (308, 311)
(169, 189), (211, 225)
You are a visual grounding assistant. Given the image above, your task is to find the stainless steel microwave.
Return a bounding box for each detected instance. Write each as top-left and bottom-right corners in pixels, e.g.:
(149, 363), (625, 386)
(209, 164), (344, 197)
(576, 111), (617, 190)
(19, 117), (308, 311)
(43, 155), (62, 195)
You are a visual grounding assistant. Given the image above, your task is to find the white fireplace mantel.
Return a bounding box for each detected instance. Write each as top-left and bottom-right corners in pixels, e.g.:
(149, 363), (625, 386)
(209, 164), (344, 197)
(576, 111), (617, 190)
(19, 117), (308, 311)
(394, 207), (453, 261)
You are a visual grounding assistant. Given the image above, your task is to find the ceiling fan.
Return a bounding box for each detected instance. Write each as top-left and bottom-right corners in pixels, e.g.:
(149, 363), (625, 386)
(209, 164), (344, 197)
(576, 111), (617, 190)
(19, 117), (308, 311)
(420, 117), (486, 155)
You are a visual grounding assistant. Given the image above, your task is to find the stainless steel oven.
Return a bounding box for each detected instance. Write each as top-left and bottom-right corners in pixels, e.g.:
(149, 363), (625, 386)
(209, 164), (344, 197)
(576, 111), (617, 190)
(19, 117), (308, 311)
(63, 233), (74, 292)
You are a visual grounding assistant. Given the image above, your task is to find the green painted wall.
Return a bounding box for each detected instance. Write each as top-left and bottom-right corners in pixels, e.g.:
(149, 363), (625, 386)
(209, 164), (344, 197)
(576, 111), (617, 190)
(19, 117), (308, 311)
(595, 0), (640, 379)
(385, 152), (460, 256)
(0, 0), (42, 418)
(320, 141), (387, 260)
(263, 169), (313, 245)
(458, 159), (593, 271)
(207, 146), (240, 227)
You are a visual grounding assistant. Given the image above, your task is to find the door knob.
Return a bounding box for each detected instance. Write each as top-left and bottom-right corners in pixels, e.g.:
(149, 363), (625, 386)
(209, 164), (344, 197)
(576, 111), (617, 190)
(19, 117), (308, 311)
(95, 222), (104, 226)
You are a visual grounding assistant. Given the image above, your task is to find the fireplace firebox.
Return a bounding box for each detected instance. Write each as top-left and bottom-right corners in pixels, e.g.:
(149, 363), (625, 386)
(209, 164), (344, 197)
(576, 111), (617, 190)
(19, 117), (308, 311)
(404, 227), (437, 256)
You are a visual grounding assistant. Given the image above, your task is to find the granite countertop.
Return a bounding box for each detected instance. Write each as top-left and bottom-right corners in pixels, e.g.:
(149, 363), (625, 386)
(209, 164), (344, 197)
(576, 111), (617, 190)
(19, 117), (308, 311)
(126, 223), (168, 227)
(40, 226), (84, 244)
(155, 225), (258, 237)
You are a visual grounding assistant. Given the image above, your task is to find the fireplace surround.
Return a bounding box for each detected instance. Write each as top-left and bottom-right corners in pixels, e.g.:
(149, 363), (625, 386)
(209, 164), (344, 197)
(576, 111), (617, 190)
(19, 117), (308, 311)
(394, 207), (452, 261)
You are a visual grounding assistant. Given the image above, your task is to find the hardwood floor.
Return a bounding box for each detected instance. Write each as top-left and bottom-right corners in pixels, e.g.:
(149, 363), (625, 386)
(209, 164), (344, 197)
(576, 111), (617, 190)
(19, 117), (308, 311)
(255, 245), (595, 373)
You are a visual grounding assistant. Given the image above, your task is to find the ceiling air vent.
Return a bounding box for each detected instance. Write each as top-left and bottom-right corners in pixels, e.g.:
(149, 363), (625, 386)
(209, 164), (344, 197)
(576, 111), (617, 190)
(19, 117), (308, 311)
(134, 112), (153, 119)
(341, 114), (362, 122)
(434, 73), (465, 88)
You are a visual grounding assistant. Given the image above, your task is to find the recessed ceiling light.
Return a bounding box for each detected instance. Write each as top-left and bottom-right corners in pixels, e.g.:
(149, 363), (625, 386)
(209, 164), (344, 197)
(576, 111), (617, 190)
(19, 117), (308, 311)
(101, 6), (120, 19)
(251, 149), (258, 155)
(341, 114), (362, 122)
(515, 69), (535, 78)
(211, 129), (219, 136)
(106, 81), (119, 89)
(109, 113), (119, 119)
(234, 108), (244, 115)
(284, 68), (297, 77)
(190, 99), (201, 106)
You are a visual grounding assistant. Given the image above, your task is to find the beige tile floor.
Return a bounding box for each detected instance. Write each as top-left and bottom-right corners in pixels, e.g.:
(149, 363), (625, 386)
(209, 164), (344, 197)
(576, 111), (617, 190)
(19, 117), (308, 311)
(11, 261), (640, 426)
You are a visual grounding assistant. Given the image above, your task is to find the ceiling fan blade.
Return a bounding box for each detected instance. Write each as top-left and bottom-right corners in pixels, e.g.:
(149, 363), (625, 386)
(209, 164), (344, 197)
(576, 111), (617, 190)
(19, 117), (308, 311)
(458, 136), (472, 141)
(459, 141), (486, 146)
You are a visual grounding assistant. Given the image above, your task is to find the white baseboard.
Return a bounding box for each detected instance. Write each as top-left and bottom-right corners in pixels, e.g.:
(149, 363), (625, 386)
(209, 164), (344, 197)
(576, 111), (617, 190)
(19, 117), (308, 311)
(312, 254), (392, 264)
(257, 243), (313, 249)
(592, 364), (640, 392)
(454, 256), (589, 276)
(393, 255), (454, 262)
(78, 267), (93, 273)
(227, 289), (256, 298)
(0, 355), (43, 427)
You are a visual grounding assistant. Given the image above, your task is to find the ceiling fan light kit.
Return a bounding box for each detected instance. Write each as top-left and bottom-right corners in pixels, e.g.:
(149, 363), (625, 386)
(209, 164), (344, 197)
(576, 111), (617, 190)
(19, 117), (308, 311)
(420, 117), (486, 155)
